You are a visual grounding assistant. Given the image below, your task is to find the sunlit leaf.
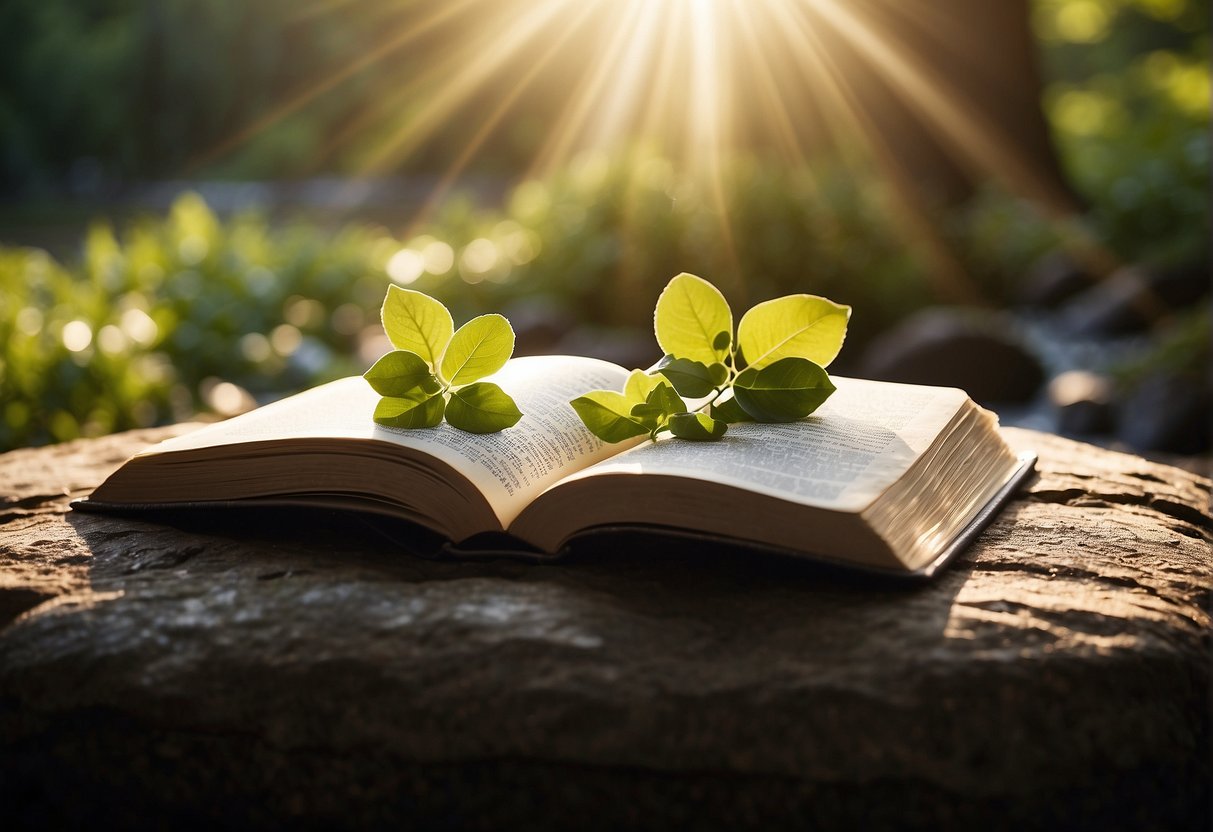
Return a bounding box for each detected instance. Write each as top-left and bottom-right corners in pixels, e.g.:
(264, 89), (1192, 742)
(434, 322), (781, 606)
(363, 350), (441, 397)
(373, 392), (446, 429)
(570, 390), (650, 442)
(445, 382), (523, 433)
(736, 294), (850, 370)
(440, 313), (515, 385)
(654, 355), (717, 398)
(648, 381), (685, 417)
(629, 380), (683, 431)
(568, 275), (849, 443)
(629, 399), (665, 425)
(382, 285), (454, 370)
(668, 411), (728, 441)
(654, 272), (733, 365)
(624, 369), (664, 405)
(733, 356), (835, 422)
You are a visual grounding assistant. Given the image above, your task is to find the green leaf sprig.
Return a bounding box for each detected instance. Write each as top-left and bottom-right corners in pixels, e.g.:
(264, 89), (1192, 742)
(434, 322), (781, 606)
(364, 286), (522, 433)
(572, 273), (850, 443)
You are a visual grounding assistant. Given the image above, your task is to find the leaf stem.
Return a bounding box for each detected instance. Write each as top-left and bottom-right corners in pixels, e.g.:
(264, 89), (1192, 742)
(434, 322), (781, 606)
(696, 384), (732, 414)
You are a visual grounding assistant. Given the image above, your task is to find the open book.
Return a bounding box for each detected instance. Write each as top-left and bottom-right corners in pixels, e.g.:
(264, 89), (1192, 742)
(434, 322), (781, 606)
(77, 355), (1035, 579)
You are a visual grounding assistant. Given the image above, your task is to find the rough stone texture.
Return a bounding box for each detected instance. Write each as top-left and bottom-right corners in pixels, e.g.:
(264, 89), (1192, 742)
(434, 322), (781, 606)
(0, 425), (1209, 831)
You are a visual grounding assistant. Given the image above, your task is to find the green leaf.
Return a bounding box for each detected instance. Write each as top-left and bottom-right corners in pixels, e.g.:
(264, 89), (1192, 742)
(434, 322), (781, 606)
(570, 391), (650, 443)
(381, 285), (454, 370)
(712, 330), (731, 352)
(708, 362), (729, 386)
(654, 272), (733, 365)
(445, 382), (523, 433)
(736, 294), (851, 370)
(373, 392), (446, 429)
(647, 381), (685, 417)
(440, 313), (515, 385)
(629, 382), (683, 432)
(654, 355), (717, 398)
(733, 356), (836, 422)
(668, 411), (728, 441)
(363, 350), (441, 397)
(629, 400), (665, 421)
(709, 395), (754, 424)
(623, 369), (664, 405)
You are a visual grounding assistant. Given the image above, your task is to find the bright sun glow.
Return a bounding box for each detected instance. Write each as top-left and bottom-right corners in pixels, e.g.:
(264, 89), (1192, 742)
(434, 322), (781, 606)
(196, 0), (1091, 299)
(200, 0), (1063, 192)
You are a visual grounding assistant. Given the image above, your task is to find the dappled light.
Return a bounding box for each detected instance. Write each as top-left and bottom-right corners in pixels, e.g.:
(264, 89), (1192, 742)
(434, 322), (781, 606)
(0, 5), (1210, 825)
(175, 0), (1164, 309)
(0, 0), (1207, 456)
(189, 0), (1094, 258)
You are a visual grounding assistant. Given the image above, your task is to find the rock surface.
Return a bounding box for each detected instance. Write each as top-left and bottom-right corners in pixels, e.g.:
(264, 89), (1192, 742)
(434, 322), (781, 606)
(1055, 264), (1205, 337)
(1116, 370), (1212, 455)
(1018, 252), (1099, 309)
(0, 425), (1209, 830)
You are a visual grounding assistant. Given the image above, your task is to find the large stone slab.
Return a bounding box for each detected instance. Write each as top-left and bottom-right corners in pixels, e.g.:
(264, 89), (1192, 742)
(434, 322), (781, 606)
(0, 426), (1209, 830)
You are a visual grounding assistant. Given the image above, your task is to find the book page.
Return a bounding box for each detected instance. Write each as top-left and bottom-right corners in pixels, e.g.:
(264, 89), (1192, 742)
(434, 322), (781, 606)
(558, 377), (969, 513)
(146, 355), (639, 526)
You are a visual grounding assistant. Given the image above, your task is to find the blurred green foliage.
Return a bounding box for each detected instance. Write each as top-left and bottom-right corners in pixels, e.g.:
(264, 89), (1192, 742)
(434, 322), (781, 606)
(0, 0), (1207, 450)
(402, 152), (930, 352)
(2, 95), (1207, 451)
(0, 166), (939, 450)
(1035, 0), (1209, 265)
(0, 0), (540, 191)
(1112, 305), (1210, 387)
(3, 0), (1206, 204)
(0, 194), (398, 448)
(950, 0), (1209, 281)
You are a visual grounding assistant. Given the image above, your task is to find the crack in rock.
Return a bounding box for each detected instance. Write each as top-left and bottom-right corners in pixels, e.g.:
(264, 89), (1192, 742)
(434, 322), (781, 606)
(1027, 488), (1211, 531)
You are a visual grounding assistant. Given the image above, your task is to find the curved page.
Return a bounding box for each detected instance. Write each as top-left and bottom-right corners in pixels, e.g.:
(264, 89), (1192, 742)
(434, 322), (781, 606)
(554, 377), (970, 514)
(140, 355), (637, 528)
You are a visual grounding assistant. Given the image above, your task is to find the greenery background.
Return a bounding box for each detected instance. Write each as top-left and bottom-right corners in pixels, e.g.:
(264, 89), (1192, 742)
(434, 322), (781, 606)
(0, 0), (1207, 450)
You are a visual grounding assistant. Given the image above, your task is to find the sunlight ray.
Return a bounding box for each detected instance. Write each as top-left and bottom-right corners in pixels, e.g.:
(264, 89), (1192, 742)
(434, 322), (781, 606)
(692, 0), (743, 297)
(686, 0), (725, 170)
(182, 0), (1100, 299)
(358, 0), (571, 175)
(585, 1), (666, 151)
(406, 2), (602, 232)
(815, 0), (1071, 217)
(764, 0), (851, 164)
(635, 1), (690, 155)
(529, 1), (655, 178)
(767, 1), (981, 303)
(188, 0), (486, 172)
(731, 0), (810, 167)
(310, 2), (546, 172)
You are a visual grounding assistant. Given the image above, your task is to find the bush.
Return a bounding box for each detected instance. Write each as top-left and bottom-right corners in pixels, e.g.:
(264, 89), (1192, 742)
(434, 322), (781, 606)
(3, 113), (1206, 452)
(0, 193), (398, 449)
(0, 165), (955, 451)
(1036, 0), (1210, 267)
(392, 151), (938, 354)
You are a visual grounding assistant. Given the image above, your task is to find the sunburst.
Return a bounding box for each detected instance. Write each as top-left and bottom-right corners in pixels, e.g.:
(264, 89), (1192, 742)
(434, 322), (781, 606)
(195, 0), (1097, 301)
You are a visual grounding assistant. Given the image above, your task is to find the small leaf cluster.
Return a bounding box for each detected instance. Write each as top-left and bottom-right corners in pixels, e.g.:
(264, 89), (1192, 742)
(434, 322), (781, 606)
(570, 369), (727, 443)
(572, 273), (850, 443)
(364, 285), (522, 433)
